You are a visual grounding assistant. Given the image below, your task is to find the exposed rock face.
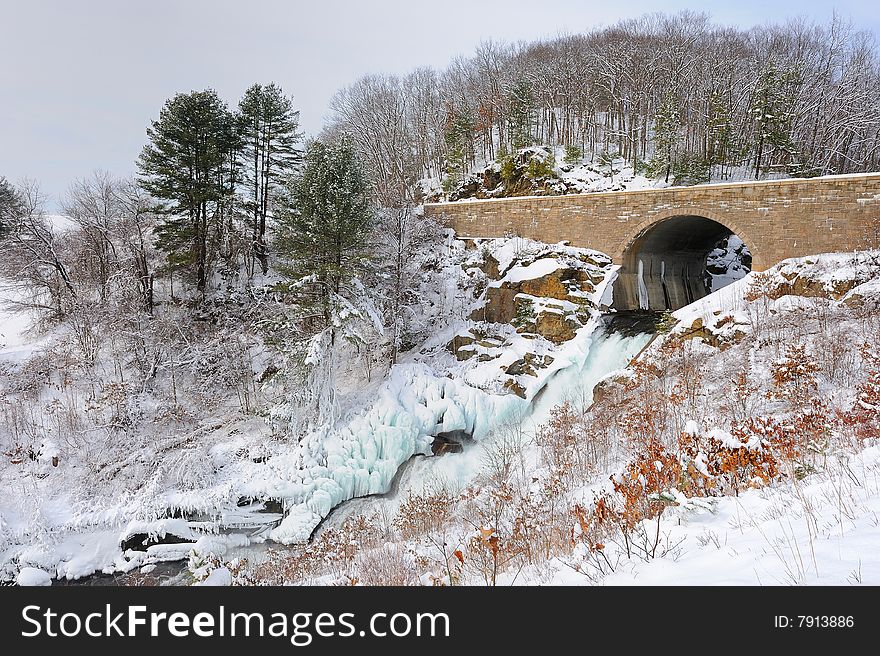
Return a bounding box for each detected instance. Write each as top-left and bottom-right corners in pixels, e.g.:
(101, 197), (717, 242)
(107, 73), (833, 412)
(442, 147), (561, 201)
(449, 333), (476, 360)
(473, 265), (599, 326)
(449, 238), (615, 399)
(591, 373), (630, 407)
(503, 379), (527, 398)
(533, 310), (581, 344)
(462, 250), (608, 350)
(745, 252), (880, 304)
(447, 329), (508, 361)
(478, 252), (501, 279)
(677, 314), (747, 350)
(775, 271), (859, 300)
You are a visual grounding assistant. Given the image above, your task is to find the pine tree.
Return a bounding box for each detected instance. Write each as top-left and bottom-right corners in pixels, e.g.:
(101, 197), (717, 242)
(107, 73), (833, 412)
(442, 104), (474, 192)
(751, 64), (799, 179)
(706, 89), (733, 181)
(0, 176), (21, 236)
(276, 140), (375, 333)
(138, 90), (237, 292)
(238, 83), (303, 274)
(651, 93), (681, 183)
(507, 79), (535, 151)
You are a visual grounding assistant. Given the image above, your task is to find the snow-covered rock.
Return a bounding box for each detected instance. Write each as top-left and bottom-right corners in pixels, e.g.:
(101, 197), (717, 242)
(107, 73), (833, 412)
(16, 567), (52, 586)
(195, 567), (232, 586)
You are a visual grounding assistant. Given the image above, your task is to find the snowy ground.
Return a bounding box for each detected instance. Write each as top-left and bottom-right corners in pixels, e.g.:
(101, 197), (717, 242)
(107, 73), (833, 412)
(263, 250), (880, 587)
(550, 443), (880, 585)
(0, 234), (636, 582)
(3, 239), (879, 586)
(0, 283), (38, 360)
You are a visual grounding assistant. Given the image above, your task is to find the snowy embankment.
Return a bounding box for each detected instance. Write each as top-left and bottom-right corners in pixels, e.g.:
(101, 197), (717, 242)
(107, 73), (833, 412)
(552, 442), (880, 585)
(0, 235), (623, 581)
(7, 240), (878, 585)
(297, 249), (880, 587)
(536, 250), (880, 585)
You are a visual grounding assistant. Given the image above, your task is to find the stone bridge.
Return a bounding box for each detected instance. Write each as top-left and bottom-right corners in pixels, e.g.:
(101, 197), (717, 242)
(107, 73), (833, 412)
(424, 173), (880, 310)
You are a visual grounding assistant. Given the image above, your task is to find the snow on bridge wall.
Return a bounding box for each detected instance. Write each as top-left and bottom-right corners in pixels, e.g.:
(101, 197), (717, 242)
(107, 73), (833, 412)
(425, 173), (880, 310)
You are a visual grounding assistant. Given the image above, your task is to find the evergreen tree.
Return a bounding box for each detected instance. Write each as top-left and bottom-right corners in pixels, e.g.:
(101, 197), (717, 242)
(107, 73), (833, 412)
(751, 64), (799, 179)
(507, 79), (535, 151)
(706, 89), (733, 181)
(442, 104), (474, 192)
(238, 83), (303, 274)
(276, 140), (375, 333)
(0, 176), (21, 236)
(651, 93), (681, 183)
(138, 90), (237, 292)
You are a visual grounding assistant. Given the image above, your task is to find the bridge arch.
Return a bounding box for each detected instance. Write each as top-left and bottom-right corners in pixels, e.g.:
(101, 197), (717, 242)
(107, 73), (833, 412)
(611, 207), (758, 311)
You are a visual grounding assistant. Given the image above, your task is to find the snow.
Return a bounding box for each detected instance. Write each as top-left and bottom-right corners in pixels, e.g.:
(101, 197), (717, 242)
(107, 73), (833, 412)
(44, 214), (77, 234)
(492, 258), (563, 285)
(196, 566), (232, 586)
(0, 282), (37, 360)
(16, 567), (52, 586)
(554, 444), (880, 585)
(9, 529), (124, 581)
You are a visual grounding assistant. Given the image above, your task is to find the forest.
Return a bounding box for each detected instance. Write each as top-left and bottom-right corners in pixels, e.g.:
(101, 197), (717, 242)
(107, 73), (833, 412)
(327, 12), (880, 201)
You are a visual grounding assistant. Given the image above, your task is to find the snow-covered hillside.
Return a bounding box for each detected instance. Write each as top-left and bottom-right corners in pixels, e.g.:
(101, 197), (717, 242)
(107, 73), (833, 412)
(3, 232), (880, 586)
(0, 233), (630, 583)
(424, 146), (795, 203)
(233, 249), (880, 586)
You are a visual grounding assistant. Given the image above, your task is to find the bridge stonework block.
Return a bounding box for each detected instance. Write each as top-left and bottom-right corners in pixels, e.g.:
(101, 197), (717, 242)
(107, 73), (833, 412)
(425, 174), (880, 310)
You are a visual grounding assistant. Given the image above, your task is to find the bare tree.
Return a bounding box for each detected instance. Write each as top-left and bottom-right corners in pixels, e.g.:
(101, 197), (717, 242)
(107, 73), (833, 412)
(0, 179), (78, 317)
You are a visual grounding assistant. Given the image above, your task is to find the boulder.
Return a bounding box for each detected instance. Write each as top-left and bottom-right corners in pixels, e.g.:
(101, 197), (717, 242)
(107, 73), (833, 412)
(591, 373), (629, 406)
(431, 430), (470, 456)
(505, 353), (554, 376)
(503, 379), (527, 398)
(447, 333), (477, 360)
(774, 275), (858, 300)
(677, 316), (744, 350)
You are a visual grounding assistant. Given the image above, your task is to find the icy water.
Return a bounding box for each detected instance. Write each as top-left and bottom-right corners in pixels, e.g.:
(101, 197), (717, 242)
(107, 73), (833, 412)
(59, 320), (652, 585)
(315, 323), (652, 535)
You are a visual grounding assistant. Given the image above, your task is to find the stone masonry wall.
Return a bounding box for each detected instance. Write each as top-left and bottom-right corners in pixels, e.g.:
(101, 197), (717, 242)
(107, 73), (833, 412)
(424, 173), (880, 270)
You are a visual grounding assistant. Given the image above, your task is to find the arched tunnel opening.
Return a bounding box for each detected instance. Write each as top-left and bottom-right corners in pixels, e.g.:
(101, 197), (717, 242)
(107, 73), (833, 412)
(611, 215), (752, 311)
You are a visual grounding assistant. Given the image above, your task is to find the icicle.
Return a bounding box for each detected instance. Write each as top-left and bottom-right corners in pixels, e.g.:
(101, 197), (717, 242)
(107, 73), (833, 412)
(637, 259), (649, 310)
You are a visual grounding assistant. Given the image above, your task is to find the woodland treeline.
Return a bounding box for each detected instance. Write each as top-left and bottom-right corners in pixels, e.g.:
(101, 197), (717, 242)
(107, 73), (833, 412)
(326, 12), (880, 199)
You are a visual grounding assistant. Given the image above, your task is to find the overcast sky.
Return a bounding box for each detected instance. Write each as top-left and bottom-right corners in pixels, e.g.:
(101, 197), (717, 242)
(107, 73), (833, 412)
(1, 0), (877, 209)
